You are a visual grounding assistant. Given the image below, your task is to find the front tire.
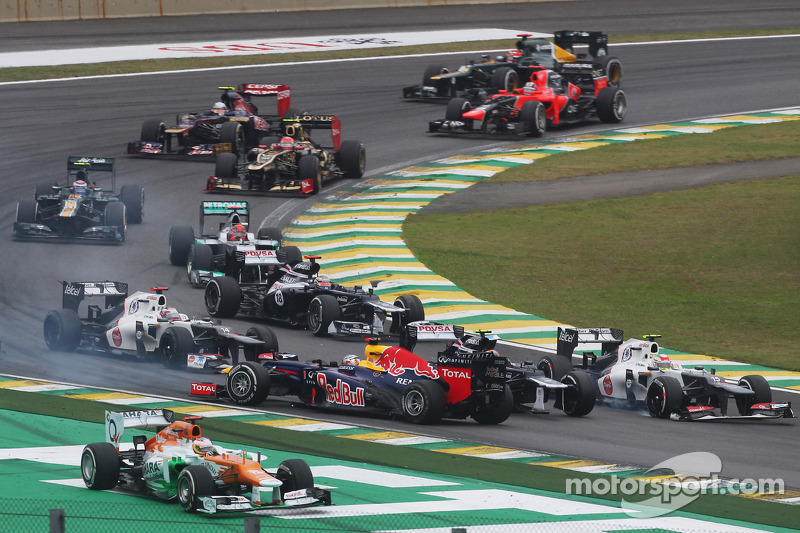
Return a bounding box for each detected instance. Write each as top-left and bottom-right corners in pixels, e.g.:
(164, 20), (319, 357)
(735, 374), (772, 415)
(519, 100), (546, 136)
(177, 465), (216, 513)
(307, 294), (341, 336)
(445, 97), (471, 121)
(103, 201), (127, 240)
(298, 154), (322, 194)
(159, 326), (196, 368)
(81, 442), (120, 490)
(257, 227), (282, 241)
(276, 459), (315, 498)
(472, 384), (513, 424)
(401, 380), (447, 424)
(205, 276), (242, 318)
(214, 152), (239, 183)
(43, 308), (82, 352)
(422, 64), (450, 96)
(243, 325), (280, 362)
(187, 243), (214, 285)
(391, 294), (425, 333)
(226, 362), (271, 405)
(169, 225), (195, 266)
(140, 118), (165, 143)
(561, 371), (596, 417)
(119, 184), (144, 224)
(537, 355), (572, 381)
(645, 376), (684, 418)
(16, 198), (38, 224)
(337, 140), (366, 179)
(219, 121), (245, 155)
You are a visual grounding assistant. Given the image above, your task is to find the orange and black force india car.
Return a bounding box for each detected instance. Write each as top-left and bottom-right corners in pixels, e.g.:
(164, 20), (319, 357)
(404, 31), (622, 104)
(13, 156), (144, 243)
(81, 409), (331, 513)
(127, 84), (292, 158)
(537, 327), (796, 422)
(43, 281), (277, 368)
(205, 114), (366, 195)
(190, 326), (514, 425)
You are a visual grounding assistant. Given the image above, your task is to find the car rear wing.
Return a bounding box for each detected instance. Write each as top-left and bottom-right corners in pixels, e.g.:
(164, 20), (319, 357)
(105, 409), (174, 447)
(61, 280), (128, 312)
(556, 326), (624, 358)
(236, 83), (291, 117)
(553, 30), (609, 59)
(67, 156), (116, 191)
(400, 321), (465, 351)
(281, 114), (341, 151)
(200, 200), (250, 235)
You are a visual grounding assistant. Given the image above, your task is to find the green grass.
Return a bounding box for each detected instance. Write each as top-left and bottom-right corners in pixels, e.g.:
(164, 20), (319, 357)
(404, 121), (800, 370)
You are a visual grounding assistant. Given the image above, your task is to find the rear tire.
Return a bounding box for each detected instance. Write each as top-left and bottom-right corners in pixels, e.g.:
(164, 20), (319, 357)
(401, 380), (447, 424)
(119, 184), (144, 224)
(307, 294), (342, 336)
(159, 326), (196, 368)
(596, 55), (623, 86)
(537, 355), (572, 381)
(226, 362), (271, 405)
(81, 442), (120, 490)
(243, 325), (280, 362)
(519, 100), (546, 136)
(169, 225), (195, 266)
(177, 465), (216, 512)
(337, 140), (366, 179)
(215, 152), (239, 183)
(596, 87), (627, 123)
(298, 154), (322, 194)
(472, 384), (513, 424)
(735, 374), (772, 415)
(205, 276), (242, 318)
(561, 371), (596, 417)
(645, 376), (684, 418)
(43, 308), (82, 352)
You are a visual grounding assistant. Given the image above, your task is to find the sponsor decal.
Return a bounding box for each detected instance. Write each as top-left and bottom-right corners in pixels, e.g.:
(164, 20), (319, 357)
(316, 373), (365, 407)
(111, 327), (123, 347)
(441, 368), (470, 380)
(378, 347), (440, 379)
(128, 300), (138, 314)
(417, 324), (453, 333)
(602, 375), (613, 395)
(558, 329), (575, 343)
(621, 347), (631, 362)
(191, 383), (216, 395)
(143, 459), (164, 480)
(64, 283), (82, 296)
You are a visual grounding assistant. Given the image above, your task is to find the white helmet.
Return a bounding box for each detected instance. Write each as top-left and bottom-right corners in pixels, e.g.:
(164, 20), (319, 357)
(212, 101), (227, 115)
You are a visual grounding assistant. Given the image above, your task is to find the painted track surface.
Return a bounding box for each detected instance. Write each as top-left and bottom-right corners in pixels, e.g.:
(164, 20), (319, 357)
(1, 0), (798, 495)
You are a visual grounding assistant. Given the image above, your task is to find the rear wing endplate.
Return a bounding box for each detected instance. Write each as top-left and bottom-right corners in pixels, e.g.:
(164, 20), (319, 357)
(61, 280), (128, 311)
(237, 83), (291, 116)
(553, 30), (609, 58)
(281, 114), (341, 151)
(105, 409), (174, 447)
(401, 321), (465, 351)
(556, 326), (623, 358)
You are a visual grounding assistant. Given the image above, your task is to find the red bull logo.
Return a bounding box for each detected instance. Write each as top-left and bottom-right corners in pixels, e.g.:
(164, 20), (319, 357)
(376, 347), (439, 379)
(316, 373), (365, 407)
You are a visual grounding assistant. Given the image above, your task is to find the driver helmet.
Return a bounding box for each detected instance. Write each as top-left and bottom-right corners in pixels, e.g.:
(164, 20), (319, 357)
(506, 49), (522, 62)
(192, 437), (215, 456)
(285, 122), (306, 140)
(315, 275), (332, 289)
(160, 307), (182, 322)
(655, 354), (672, 370)
(72, 179), (88, 197)
(211, 101), (227, 115)
(278, 136), (295, 150)
(342, 354), (360, 366)
(523, 81), (536, 94)
(548, 71), (563, 90)
(227, 223), (248, 242)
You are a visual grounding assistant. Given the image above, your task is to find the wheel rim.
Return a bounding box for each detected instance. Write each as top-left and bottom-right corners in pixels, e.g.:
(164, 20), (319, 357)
(43, 316), (60, 347)
(648, 384), (665, 415)
(81, 451), (96, 484)
(231, 370), (253, 397)
(205, 284), (220, 313)
(614, 93), (626, 119)
(178, 476), (192, 505)
(403, 389), (424, 416)
(562, 375), (577, 412)
(308, 300), (321, 331)
(162, 334), (175, 363)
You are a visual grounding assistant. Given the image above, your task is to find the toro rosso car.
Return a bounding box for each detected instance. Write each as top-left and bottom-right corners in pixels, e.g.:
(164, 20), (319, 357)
(168, 200), (302, 288)
(128, 84), (292, 158)
(81, 409), (330, 513)
(13, 156), (144, 243)
(206, 115), (366, 195)
(429, 65), (626, 136)
(404, 31), (621, 104)
(203, 256), (425, 338)
(191, 330), (513, 424)
(403, 324), (595, 417)
(43, 281), (276, 368)
(538, 327), (795, 421)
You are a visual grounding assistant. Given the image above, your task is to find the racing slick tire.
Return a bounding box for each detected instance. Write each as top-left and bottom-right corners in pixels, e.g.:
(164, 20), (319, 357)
(226, 362), (271, 405)
(401, 380), (447, 424)
(159, 326), (196, 368)
(390, 294), (425, 333)
(277, 245), (303, 266)
(214, 152), (239, 184)
(735, 374), (772, 415)
(43, 308), (82, 352)
(298, 154), (322, 194)
(307, 294), (342, 337)
(140, 118), (165, 143)
(338, 140), (367, 179)
(519, 100), (546, 137)
(205, 276), (242, 318)
(219, 121), (245, 156)
(276, 459), (315, 497)
(16, 198), (38, 224)
(560, 371), (597, 417)
(595, 55), (623, 86)
(81, 442), (120, 491)
(242, 325), (280, 362)
(169, 225), (195, 266)
(187, 243), (214, 286)
(103, 201), (127, 241)
(445, 97), (471, 121)
(423, 64), (450, 96)
(177, 465), (216, 513)
(537, 354), (572, 381)
(596, 87), (627, 123)
(490, 66), (521, 92)
(257, 226), (282, 241)
(645, 376), (684, 418)
(34, 181), (55, 198)
(119, 183), (144, 224)
(472, 384), (514, 425)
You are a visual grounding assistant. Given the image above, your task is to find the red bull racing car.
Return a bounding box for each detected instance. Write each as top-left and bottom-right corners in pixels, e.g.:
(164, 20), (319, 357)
(190, 323), (513, 425)
(127, 84), (292, 157)
(538, 327), (795, 422)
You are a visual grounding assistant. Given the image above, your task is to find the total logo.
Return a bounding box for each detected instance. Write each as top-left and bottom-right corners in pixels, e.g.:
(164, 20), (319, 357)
(441, 368), (470, 380)
(191, 383), (216, 395)
(316, 373), (365, 407)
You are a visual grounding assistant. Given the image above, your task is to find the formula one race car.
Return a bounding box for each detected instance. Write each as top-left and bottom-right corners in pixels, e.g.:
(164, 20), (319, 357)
(81, 409), (331, 513)
(13, 156), (144, 243)
(168, 200), (302, 288)
(203, 256), (425, 338)
(403, 324), (595, 417)
(538, 327), (795, 421)
(127, 84), (292, 157)
(428, 65), (626, 136)
(191, 330), (513, 424)
(205, 115), (366, 195)
(404, 31), (622, 104)
(42, 281), (277, 368)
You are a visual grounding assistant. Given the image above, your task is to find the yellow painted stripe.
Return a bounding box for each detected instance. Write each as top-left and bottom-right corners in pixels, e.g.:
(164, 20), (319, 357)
(789, 385), (800, 391)
(66, 392), (145, 400)
(0, 380), (48, 388)
(288, 224), (402, 233)
(536, 459), (615, 469)
(716, 370), (800, 378)
(320, 261), (428, 273)
(170, 405), (239, 414)
(738, 489), (800, 500)
(562, 132), (668, 142)
(434, 445), (519, 456)
(343, 431), (417, 441)
(249, 418), (322, 427)
(633, 474), (682, 483)
(446, 152), (551, 162)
